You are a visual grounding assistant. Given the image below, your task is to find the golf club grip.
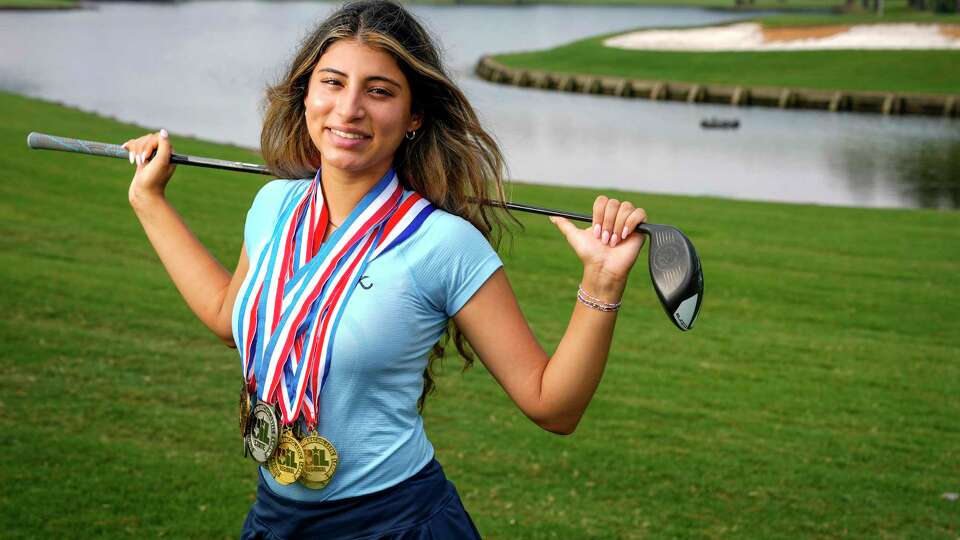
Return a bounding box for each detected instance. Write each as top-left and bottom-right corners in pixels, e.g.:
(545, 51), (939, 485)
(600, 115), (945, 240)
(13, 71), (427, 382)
(28, 132), (275, 176)
(28, 132), (128, 159)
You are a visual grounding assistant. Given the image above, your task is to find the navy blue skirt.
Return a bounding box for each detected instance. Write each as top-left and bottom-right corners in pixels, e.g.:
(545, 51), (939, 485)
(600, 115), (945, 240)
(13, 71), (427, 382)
(240, 459), (482, 540)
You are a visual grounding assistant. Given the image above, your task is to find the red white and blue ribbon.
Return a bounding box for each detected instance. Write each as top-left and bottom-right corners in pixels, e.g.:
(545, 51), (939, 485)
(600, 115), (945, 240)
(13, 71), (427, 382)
(234, 169), (434, 427)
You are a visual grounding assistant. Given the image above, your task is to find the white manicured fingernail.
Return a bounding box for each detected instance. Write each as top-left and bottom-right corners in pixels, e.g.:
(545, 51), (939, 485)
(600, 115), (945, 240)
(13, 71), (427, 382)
(136, 154), (141, 166)
(129, 151), (135, 164)
(593, 224), (600, 238)
(622, 226), (629, 239)
(601, 230), (609, 244)
(610, 233), (619, 247)
(140, 152), (147, 163)
(160, 128), (168, 139)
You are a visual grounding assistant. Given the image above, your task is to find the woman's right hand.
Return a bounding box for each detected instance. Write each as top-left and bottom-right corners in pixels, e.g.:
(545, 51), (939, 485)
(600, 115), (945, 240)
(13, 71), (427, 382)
(122, 128), (177, 206)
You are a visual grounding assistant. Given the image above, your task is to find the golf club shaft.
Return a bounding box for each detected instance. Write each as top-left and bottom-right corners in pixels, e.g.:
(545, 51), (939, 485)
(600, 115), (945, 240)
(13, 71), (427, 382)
(27, 131), (645, 231)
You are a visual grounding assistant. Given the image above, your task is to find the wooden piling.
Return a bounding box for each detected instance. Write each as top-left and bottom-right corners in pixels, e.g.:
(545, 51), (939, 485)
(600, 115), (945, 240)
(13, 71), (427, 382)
(731, 86), (749, 106)
(556, 75), (575, 92)
(828, 91), (845, 112)
(778, 89), (793, 109)
(587, 78), (604, 94)
(881, 94), (903, 115)
(650, 82), (666, 101)
(511, 70), (527, 87)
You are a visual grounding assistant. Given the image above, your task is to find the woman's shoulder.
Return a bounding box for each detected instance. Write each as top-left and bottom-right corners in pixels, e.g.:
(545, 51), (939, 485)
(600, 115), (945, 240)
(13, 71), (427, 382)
(398, 201), (495, 264)
(415, 204), (488, 246)
(398, 199), (503, 316)
(259, 177), (310, 192)
(251, 178), (310, 208)
(243, 179), (310, 252)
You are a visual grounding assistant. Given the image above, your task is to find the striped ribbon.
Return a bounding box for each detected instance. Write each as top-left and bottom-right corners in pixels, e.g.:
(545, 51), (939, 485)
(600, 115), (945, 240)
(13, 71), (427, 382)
(234, 169), (434, 427)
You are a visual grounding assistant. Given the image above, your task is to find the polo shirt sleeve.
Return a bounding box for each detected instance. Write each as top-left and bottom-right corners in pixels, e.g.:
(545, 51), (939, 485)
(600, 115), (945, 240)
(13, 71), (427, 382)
(406, 211), (503, 317)
(243, 180), (299, 258)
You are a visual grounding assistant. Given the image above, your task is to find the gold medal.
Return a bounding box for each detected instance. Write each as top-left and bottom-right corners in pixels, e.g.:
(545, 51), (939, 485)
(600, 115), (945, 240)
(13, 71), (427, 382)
(246, 401), (280, 463)
(298, 431), (339, 490)
(267, 428), (305, 485)
(239, 380), (252, 438)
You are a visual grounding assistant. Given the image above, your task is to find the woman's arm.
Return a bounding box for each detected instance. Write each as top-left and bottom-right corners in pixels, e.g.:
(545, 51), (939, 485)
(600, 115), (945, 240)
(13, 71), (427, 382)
(453, 197), (646, 435)
(124, 130), (248, 347)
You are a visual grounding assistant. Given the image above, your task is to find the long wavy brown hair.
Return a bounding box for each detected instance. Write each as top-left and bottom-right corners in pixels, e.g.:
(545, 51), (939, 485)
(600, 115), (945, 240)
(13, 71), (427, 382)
(260, 0), (516, 411)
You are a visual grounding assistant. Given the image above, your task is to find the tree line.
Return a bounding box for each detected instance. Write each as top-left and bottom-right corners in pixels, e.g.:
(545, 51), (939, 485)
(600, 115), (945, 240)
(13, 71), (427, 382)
(732, 0), (957, 13)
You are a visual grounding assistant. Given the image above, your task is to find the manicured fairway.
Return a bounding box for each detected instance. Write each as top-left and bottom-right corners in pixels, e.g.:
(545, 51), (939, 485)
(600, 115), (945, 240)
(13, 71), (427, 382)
(758, 7), (960, 26)
(0, 0), (78, 8)
(1, 91), (958, 538)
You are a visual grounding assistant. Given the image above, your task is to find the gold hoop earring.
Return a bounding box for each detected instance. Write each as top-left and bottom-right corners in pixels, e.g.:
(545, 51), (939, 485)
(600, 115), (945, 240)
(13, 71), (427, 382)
(405, 130), (416, 141)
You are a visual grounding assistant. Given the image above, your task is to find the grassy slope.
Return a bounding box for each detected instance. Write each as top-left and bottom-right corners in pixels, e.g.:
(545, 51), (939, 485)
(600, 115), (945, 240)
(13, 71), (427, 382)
(1, 91), (958, 538)
(0, 0), (78, 8)
(495, 7), (960, 95)
(761, 8), (960, 26)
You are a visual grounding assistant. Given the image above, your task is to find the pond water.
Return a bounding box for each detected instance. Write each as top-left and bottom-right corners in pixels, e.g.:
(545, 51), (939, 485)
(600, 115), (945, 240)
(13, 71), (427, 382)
(1, 1), (958, 209)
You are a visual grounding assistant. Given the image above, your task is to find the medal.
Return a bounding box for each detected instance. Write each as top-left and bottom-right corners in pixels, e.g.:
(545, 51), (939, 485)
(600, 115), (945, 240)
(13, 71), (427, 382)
(298, 430), (339, 490)
(246, 401), (280, 463)
(267, 427), (305, 485)
(239, 379), (252, 438)
(240, 380), (253, 457)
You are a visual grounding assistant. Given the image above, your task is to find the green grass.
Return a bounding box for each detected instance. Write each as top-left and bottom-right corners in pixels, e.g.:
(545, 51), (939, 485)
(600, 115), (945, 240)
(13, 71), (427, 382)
(495, 20), (960, 94)
(413, 0), (844, 7)
(760, 4), (960, 25)
(2, 90), (959, 538)
(0, 0), (78, 8)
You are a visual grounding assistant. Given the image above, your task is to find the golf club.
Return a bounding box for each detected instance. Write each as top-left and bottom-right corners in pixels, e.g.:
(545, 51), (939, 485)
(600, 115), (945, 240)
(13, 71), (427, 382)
(27, 131), (703, 331)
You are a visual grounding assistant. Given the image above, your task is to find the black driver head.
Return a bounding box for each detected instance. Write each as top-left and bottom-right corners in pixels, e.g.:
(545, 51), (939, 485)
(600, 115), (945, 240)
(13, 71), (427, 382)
(637, 224), (703, 331)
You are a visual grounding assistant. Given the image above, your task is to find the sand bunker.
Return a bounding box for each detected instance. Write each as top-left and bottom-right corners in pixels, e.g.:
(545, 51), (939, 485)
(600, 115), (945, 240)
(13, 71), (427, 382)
(762, 25), (849, 42)
(604, 22), (960, 51)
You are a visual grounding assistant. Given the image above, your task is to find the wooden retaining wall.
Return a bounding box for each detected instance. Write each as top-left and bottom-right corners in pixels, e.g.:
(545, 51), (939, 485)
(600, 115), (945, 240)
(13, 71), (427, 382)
(475, 56), (959, 118)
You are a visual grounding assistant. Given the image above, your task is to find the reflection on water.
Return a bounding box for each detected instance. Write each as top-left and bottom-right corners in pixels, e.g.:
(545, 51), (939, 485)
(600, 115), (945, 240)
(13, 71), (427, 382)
(893, 139), (960, 209)
(832, 126), (960, 209)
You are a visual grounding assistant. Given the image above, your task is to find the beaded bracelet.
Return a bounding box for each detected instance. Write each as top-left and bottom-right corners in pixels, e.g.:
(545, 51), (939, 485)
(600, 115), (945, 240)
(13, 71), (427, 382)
(576, 285), (622, 312)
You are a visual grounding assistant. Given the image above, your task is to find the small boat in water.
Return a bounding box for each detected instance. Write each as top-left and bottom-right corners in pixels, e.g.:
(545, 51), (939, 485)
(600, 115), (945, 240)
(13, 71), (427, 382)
(700, 118), (740, 129)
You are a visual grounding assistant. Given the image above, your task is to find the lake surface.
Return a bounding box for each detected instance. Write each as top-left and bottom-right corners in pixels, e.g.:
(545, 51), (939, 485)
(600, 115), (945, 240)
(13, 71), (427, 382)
(2, 1), (958, 209)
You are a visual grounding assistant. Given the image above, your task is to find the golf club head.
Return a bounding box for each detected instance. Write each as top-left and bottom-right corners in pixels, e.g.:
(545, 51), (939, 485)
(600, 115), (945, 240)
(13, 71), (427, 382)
(638, 223), (703, 331)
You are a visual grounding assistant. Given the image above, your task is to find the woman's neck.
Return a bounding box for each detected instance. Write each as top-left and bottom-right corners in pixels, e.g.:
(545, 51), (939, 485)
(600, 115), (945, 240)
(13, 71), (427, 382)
(320, 165), (391, 225)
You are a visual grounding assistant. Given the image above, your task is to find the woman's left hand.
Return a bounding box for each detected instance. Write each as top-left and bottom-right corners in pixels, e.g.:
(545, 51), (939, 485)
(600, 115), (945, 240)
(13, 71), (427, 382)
(549, 195), (647, 284)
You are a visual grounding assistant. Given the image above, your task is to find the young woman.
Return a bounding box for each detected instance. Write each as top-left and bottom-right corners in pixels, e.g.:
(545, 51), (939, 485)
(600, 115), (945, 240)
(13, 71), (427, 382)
(122, 1), (647, 537)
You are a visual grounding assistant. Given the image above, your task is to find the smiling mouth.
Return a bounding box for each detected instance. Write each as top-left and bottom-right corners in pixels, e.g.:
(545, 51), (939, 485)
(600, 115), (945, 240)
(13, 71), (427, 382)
(327, 127), (370, 140)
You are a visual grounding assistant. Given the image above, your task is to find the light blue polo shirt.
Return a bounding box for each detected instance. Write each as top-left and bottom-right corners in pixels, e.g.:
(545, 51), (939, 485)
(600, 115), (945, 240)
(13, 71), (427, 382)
(232, 179), (502, 502)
